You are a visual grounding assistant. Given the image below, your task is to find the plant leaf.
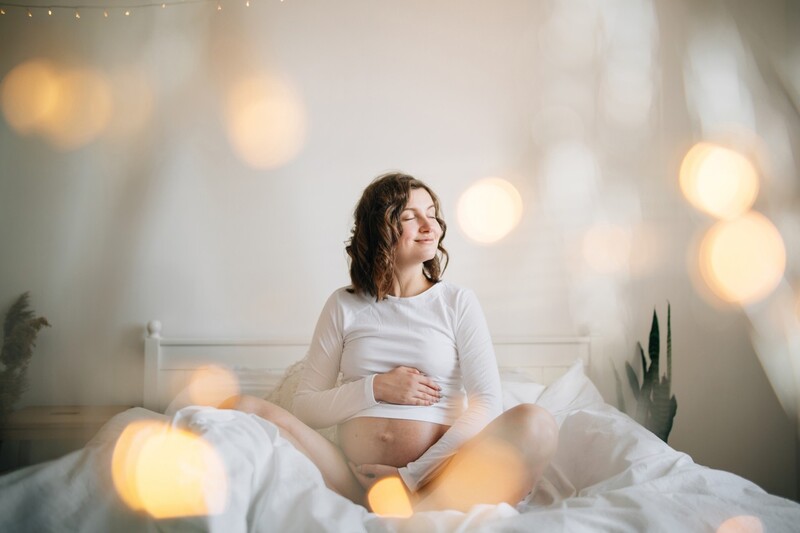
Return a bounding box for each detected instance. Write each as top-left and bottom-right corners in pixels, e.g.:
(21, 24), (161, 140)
(648, 309), (660, 382)
(638, 342), (647, 378)
(612, 362), (627, 413)
(624, 361), (640, 401)
(3, 292), (33, 340)
(0, 292), (49, 423)
(667, 301), (672, 393)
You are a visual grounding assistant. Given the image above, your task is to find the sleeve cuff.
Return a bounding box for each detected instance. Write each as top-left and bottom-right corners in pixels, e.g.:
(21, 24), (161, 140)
(364, 374), (379, 407)
(397, 466), (417, 493)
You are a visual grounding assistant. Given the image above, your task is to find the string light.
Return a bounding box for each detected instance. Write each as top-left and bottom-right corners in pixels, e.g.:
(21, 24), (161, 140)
(0, 0), (268, 18)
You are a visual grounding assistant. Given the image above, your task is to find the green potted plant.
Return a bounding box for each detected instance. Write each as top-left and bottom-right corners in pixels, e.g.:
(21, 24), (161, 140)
(613, 303), (678, 442)
(0, 292), (51, 438)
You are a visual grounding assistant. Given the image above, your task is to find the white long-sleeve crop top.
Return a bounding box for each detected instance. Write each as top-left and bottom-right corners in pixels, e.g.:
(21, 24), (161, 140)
(292, 281), (503, 492)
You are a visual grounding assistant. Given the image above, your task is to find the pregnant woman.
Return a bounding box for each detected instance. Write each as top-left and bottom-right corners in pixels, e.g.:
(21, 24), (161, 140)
(231, 172), (558, 512)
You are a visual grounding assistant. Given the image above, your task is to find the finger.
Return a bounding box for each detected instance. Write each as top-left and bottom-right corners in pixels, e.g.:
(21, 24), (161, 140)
(420, 378), (442, 392)
(416, 383), (442, 399)
(413, 392), (439, 404)
(348, 463), (373, 490)
(362, 464), (397, 480)
(359, 464), (379, 478)
(353, 472), (372, 490)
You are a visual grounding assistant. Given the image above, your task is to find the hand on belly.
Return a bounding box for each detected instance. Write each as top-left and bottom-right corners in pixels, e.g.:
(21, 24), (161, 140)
(339, 417), (449, 468)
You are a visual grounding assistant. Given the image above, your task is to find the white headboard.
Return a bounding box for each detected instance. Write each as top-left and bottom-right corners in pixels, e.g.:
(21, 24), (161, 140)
(143, 320), (596, 412)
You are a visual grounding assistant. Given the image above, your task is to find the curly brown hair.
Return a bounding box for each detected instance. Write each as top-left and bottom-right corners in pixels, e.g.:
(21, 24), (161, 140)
(346, 172), (449, 300)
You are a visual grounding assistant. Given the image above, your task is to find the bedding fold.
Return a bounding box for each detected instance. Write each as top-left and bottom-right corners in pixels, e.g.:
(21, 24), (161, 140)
(1, 364), (799, 532)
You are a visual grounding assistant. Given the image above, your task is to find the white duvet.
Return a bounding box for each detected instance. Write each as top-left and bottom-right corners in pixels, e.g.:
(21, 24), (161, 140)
(2, 362), (799, 532)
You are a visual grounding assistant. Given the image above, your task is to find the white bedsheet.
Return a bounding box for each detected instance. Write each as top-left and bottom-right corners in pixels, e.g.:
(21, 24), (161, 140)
(2, 363), (799, 532)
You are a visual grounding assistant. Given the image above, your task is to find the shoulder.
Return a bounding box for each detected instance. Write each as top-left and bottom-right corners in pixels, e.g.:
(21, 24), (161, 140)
(435, 280), (479, 306)
(323, 286), (375, 317)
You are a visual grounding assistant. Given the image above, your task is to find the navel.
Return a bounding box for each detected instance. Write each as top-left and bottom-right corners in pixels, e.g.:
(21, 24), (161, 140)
(377, 431), (394, 443)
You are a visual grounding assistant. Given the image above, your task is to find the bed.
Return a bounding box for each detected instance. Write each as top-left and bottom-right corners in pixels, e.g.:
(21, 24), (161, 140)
(1, 320), (799, 532)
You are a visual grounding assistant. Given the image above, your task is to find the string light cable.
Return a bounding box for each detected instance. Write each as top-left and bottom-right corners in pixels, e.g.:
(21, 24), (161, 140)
(0, 0), (277, 18)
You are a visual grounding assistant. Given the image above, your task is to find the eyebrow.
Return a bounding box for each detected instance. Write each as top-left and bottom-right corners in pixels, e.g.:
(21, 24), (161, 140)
(402, 204), (436, 212)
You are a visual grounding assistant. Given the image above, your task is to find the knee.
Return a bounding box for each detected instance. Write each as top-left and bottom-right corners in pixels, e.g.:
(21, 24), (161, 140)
(502, 404), (559, 459)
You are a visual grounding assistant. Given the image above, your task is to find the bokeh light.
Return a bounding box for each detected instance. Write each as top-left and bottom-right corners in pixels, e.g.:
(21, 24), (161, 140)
(187, 365), (241, 408)
(39, 67), (113, 151)
(582, 223), (632, 275)
(680, 142), (759, 220)
(425, 435), (528, 512)
(366, 476), (413, 518)
(684, 27), (756, 135)
(1, 59), (61, 135)
(223, 73), (306, 169)
(457, 177), (523, 244)
(699, 211), (786, 305)
(716, 515), (764, 533)
(0, 59), (114, 150)
(112, 420), (228, 519)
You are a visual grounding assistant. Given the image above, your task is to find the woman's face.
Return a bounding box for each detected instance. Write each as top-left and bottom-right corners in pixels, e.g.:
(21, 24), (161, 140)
(394, 187), (442, 269)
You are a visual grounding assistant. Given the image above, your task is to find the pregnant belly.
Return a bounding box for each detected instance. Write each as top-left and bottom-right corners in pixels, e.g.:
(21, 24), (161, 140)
(339, 417), (449, 467)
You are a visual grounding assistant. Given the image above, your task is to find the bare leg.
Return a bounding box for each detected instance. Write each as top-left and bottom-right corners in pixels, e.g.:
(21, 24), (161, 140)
(414, 403), (558, 512)
(222, 395), (365, 505)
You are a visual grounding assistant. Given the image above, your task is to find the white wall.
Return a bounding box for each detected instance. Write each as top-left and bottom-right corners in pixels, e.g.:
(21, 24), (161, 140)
(0, 0), (797, 499)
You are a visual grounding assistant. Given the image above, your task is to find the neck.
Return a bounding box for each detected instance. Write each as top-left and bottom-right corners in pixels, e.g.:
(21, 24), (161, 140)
(390, 267), (432, 298)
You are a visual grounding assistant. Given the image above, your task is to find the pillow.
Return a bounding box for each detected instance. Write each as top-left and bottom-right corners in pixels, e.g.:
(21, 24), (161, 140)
(534, 360), (605, 418)
(265, 358), (339, 444)
(499, 368), (546, 410)
(264, 359), (307, 410)
(235, 366), (285, 399)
